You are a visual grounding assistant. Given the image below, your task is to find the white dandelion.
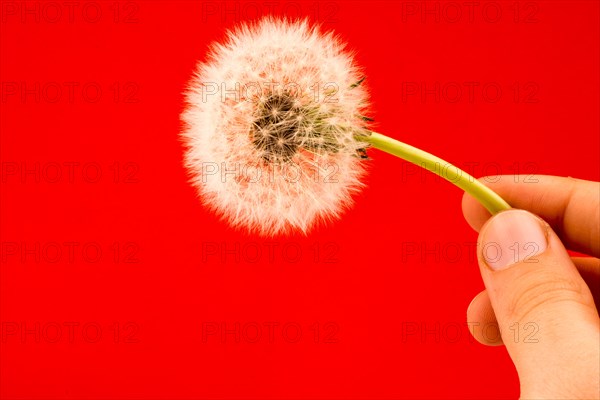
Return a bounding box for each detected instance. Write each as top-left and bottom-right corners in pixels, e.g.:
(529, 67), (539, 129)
(182, 17), (510, 236)
(182, 17), (370, 236)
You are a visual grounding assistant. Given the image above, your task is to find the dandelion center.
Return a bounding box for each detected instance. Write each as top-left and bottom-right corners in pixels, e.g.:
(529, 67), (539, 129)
(252, 93), (303, 162)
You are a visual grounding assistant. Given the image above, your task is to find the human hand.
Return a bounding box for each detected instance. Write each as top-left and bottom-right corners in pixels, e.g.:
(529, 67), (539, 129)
(462, 175), (600, 399)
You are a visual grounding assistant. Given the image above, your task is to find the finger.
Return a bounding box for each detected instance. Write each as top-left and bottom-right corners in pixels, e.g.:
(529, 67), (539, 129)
(462, 175), (600, 257)
(477, 209), (599, 399)
(467, 257), (600, 346)
(466, 290), (503, 346)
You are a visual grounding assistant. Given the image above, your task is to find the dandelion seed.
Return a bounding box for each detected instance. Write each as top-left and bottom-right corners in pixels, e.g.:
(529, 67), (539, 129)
(182, 17), (370, 236)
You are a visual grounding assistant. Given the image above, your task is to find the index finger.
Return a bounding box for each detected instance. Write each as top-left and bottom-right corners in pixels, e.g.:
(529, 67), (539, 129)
(462, 175), (600, 257)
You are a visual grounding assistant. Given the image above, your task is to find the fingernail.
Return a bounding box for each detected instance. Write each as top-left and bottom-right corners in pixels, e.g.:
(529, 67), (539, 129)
(480, 210), (548, 271)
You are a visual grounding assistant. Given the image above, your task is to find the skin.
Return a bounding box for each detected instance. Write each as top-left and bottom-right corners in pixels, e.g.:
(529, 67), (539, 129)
(462, 175), (600, 400)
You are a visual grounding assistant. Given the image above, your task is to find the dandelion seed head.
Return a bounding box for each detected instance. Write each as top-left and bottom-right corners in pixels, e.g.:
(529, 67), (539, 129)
(181, 17), (371, 236)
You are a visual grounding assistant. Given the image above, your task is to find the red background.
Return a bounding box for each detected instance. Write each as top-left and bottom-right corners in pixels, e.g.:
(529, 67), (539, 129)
(1, 1), (599, 398)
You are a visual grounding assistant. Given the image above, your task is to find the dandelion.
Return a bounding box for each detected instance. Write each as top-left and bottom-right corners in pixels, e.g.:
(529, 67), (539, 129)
(181, 17), (510, 236)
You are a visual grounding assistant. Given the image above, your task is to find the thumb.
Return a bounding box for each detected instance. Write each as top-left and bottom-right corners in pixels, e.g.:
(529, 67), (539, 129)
(477, 209), (599, 399)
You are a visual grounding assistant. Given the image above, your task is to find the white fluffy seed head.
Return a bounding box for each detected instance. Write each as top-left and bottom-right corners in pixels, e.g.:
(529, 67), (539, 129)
(181, 17), (371, 236)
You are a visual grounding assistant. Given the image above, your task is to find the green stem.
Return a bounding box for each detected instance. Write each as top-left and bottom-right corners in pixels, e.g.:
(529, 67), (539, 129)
(361, 132), (511, 214)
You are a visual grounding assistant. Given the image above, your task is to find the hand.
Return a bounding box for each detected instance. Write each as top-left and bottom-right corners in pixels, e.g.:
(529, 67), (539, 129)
(462, 175), (600, 399)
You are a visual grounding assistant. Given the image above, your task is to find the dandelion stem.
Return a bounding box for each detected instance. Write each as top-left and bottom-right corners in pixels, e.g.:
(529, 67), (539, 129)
(361, 132), (511, 214)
